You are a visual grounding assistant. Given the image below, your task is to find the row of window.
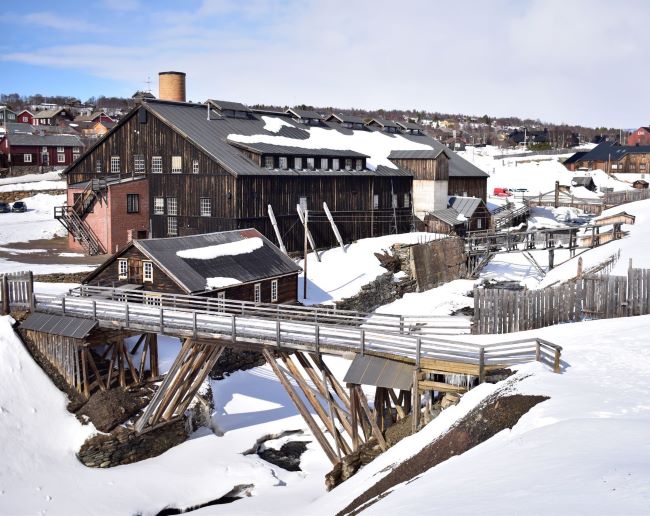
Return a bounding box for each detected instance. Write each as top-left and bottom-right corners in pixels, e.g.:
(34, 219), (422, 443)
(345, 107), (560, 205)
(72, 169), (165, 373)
(264, 155), (364, 172)
(100, 155), (200, 175)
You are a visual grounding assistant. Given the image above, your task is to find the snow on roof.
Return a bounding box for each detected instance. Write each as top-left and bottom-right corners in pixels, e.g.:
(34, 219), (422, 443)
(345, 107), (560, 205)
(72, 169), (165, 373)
(261, 116), (294, 134)
(205, 277), (242, 289)
(176, 237), (264, 259)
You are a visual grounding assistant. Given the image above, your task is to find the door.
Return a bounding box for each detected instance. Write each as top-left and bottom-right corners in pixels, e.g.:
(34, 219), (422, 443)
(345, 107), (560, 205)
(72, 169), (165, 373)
(41, 152), (49, 166)
(128, 258), (142, 283)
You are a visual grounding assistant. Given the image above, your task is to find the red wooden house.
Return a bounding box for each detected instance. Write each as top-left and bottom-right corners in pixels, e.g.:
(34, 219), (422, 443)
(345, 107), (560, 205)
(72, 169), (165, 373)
(628, 127), (650, 146)
(1, 134), (83, 172)
(16, 110), (35, 125)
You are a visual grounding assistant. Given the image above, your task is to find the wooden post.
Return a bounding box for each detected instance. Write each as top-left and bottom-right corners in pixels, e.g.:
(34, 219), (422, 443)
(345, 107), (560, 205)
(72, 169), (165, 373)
(411, 368), (420, 434)
(478, 346), (485, 383)
(303, 207), (308, 300)
(577, 256), (583, 279)
(350, 386), (360, 451)
(149, 333), (159, 378)
(297, 204), (320, 261)
(267, 204), (287, 255)
(354, 385), (388, 451)
(553, 348), (561, 373)
(323, 202), (345, 252)
(27, 271), (34, 312)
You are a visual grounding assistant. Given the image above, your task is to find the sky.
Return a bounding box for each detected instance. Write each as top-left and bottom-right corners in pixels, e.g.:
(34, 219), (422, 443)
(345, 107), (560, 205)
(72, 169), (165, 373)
(1, 0), (649, 128)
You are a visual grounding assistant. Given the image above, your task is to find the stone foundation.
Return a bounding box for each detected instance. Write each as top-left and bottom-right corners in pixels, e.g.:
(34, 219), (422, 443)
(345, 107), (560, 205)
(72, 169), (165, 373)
(0, 189), (65, 203)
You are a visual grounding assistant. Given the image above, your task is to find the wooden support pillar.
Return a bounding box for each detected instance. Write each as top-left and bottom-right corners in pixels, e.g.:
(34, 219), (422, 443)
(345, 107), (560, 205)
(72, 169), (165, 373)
(149, 333), (159, 379)
(411, 368), (420, 434)
(354, 385), (388, 451)
(1, 275), (9, 315)
(349, 385), (360, 451)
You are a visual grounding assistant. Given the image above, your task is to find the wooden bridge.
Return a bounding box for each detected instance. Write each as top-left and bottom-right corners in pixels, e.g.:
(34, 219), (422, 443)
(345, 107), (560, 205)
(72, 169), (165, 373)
(6, 273), (562, 466)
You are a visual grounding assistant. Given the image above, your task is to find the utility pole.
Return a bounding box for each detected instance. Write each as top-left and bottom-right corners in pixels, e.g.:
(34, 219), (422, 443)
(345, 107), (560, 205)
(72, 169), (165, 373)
(303, 208), (308, 300)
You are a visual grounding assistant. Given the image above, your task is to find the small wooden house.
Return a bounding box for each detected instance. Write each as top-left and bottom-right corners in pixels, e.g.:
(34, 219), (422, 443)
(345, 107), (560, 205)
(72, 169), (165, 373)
(425, 196), (491, 235)
(632, 179), (649, 190)
(83, 228), (302, 304)
(571, 176), (596, 192)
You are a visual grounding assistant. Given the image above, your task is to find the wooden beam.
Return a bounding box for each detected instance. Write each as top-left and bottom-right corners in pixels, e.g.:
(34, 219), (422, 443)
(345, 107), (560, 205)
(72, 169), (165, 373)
(263, 349), (338, 464)
(411, 368), (420, 434)
(354, 385), (388, 451)
(84, 349), (106, 392)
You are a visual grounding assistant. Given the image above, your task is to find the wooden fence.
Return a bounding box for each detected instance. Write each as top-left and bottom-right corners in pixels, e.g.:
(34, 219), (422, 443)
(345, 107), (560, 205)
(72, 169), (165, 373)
(473, 260), (650, 334)
(0, 271), (34, 314)
(604, 189), (650, 206)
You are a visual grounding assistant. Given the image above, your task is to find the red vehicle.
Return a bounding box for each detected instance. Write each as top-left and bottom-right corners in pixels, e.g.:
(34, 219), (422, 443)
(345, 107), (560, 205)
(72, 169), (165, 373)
(493, 187), (512, 197)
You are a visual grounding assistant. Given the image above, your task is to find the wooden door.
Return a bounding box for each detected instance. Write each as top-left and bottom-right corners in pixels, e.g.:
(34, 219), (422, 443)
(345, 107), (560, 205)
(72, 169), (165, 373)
(128, 258), (142, 283)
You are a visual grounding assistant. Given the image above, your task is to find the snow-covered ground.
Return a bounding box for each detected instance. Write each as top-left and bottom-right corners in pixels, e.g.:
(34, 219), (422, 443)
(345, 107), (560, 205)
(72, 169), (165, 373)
(0, 171), (63, 186)
(0, 193), (67, 246)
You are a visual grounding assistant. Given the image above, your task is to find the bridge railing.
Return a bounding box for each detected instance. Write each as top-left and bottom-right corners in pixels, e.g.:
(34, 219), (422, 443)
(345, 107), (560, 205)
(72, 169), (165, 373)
(68, 285), (471, 336)
(34, 292), (562, 375)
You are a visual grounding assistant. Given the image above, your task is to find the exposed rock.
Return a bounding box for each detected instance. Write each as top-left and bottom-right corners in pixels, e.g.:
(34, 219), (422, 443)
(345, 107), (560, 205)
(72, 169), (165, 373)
(210, 347), (266, 380)
(76, 386), (154, 433)
(258, 441), (310, 472)
(334, 271), (416, 313)
(0, 189), (65, 203)
(34, 272), (89, 283)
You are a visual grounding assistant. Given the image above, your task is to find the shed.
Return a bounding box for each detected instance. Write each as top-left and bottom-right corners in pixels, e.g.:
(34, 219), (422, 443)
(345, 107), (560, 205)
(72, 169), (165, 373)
(571, 176), (597, 192)
(425, 196), (491, 235)
(632, 179), (649, 190)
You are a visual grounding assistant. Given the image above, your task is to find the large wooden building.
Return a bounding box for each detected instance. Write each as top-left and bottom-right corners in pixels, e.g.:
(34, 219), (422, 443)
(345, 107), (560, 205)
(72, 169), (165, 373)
(564, 141), (650, 174)
(59, 72), (488, 255)
(83, 229), (301, 304)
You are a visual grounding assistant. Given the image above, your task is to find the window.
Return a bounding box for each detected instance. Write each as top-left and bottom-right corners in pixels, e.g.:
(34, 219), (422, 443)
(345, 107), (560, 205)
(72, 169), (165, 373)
(144, 293), (162, 306)
(127, 194), (140, 213)
(404, 193), (410, 208)
(167, 217), (178, 236)
(271, 279), (278, 302)
(299, 196), (308, 211)
(23, 154), (32, 163)
(118, 259), (128, 279)
(57, 153), (65, 163)
(332, 158), (340, 171)
(166, 197), (177, 215)
(134, 154), (145, 174)
(110, 156), (120, 174)
(171, 156), (182, 173)
(345, 158), (352, 170)
(72, 149), (80, 161)
(279, 156), (288, 169)
(96, 159), (102, 174)
(154, 197), (164, 215)
(42, 146), (47, 152)
(477, 218), (482, 229)
(254, 283), (261, 303)
(320, 158), (328, 170)
(392, 193), (398, 208)
(264, 156), (274, 169)
(306, 157), (315, 170)
(152, 156), (162, 174)
(200, 197), (211, 217)
(56, 147), (64, 153)
(21, 116), (28, 122)
(373, 194), (379, 209)
(143, 261), (153, 282)
(294, 157), (303, 170)
(192, 159), (199, 174)
(355, 159), (363, 171)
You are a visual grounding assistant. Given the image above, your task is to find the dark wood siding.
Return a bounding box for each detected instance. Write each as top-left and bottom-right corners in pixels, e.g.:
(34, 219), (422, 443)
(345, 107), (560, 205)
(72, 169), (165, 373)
(389, 156), (449, 180)
(448, 177), (487, 201)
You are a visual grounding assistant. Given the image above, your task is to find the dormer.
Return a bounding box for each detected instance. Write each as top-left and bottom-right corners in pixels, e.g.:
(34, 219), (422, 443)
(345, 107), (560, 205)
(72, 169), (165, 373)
(325, 113), (366, 130)
(207, 99), (253, 119)
(365, 117), (401, 134)
(286, 108), (322, 126)
(396, 121), (424, 135)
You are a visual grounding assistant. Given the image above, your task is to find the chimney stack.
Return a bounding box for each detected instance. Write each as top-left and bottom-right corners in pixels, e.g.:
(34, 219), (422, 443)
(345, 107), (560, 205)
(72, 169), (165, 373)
(158, 71), (186, 102)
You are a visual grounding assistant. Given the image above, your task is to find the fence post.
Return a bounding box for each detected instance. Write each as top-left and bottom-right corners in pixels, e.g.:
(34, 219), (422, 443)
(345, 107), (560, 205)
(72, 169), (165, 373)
(92, 300), (97, 320)
(1, 275), (9, 315)
(553, 348), (561, 373)
(400, 315), (404, 334)
(125, 302), (129, 327)
(535, 340), (541, 362)
(193, 311), (198, 339)
(360, 329), (365, 356)
(27, 271), (34, 312)
(478, 346), (485, 383)
(416, 337), (422, 368)
(159, 307), (164, 333)
(231, 315), (236, 342)
(61, 297), (66, 316)
(276, 320), (281, 347)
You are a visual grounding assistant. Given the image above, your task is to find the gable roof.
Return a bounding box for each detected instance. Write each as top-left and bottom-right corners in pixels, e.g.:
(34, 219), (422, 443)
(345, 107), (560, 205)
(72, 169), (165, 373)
(326, 113), (366, 125)
(563, 151), (588, 165)
(6, 133), (82, 147)
(208, 99), (252, 113)
(366, 117), (400, 129)
(427, 208), (464, 226)
(133, 229), (301, 294)
(286, 108), (322, 120)
(395, 121), (422, 131)
(578, 141), (650, 162)
(388, 148), (449, 160)
(33, 108), (66, 119)
(449, 196), (483, 217)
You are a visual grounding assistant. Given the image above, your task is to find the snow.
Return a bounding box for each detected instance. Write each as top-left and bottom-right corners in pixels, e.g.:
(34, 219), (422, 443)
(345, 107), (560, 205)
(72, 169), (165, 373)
(206, 276), (242, 289)
(0, 193), (67, 246)
(0, 171), (63, 186)
(176, 237), (264, 259)
(298, 232), (439, 305)
(375, 279), (475, 317)
(0, 179), (66, 193)
(228, 124), (434, 170)
(261, 115), (294, 133)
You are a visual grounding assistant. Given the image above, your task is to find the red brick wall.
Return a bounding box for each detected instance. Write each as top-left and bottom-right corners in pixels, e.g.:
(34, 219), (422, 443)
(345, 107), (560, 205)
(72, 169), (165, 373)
(107, 178), (150, 253)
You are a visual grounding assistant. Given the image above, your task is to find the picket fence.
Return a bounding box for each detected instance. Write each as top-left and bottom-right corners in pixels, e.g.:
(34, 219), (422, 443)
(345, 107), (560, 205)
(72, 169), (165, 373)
(0, 271), (34, 314)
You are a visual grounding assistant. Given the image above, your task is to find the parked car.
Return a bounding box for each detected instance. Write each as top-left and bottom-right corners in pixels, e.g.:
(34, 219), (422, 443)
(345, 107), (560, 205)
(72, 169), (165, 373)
(493, 187), (513, 197)
(0, 202), (10, 213)
(11, 201), (26, 213)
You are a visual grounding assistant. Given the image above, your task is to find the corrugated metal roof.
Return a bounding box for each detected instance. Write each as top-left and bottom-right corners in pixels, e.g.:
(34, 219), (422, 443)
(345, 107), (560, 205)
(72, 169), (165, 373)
(388, 149), (446, 159)
(343, 355), (413, 390)
(427, 208), (464, 226)
(449, 196), (482, 217)
(367, 117), (400, 128)
(286, 108), (322, 119)
(227, 140), (368, 158)
(326, 113), (366, 125)
(21, 313), (97, 339)
(7, 133), (83, 147)
(135, 228), (302, 294)
(208, 99), (251, 112)
(396, 121), (422, 130)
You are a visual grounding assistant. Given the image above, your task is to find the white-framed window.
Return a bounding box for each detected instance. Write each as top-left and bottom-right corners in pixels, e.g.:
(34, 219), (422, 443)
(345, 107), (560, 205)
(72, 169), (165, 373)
(57, 153), (65, 163)
(171, 156), (182, 173)
(200, 197), (211, 217)
(332, 158), (340, 171)
(254, 283), (261, 303)
(21, 116), (28, 122)
(345, 158), (352, 170)
(294, 157), (303, 170)
(144, 293), (162, 306)
(373, 194), (379, 209)
(110, 156), (120, 174)
(216, 291), (226, 312)
(154, 197), (164, 215)
(166, 197), (177, 215)
(392, 193), (398, 208)
(271, 279), (278, 302)
(23, 154), (32, 163)
(320, 158), (328, 170)
(118, 259), (127, 279)
(56, 146), (64, 153)
(404, 193), (410, 208)
(143, 261), (154, 282)
(72, 150), (80, 161)
(306, 157), (315, 170)
(279, 156), (288, 169)
(96, 159), (102, 174)
(192, 159), (199, 174)
(134, 154), (145, 174)
(42, 146), (47, 152)
(355, 159), (363, 171)
(167, 217), (178, 236)
(299, 196), (308, 211)
(264, 155), (274, 169)
(152, 156), (162, 173)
